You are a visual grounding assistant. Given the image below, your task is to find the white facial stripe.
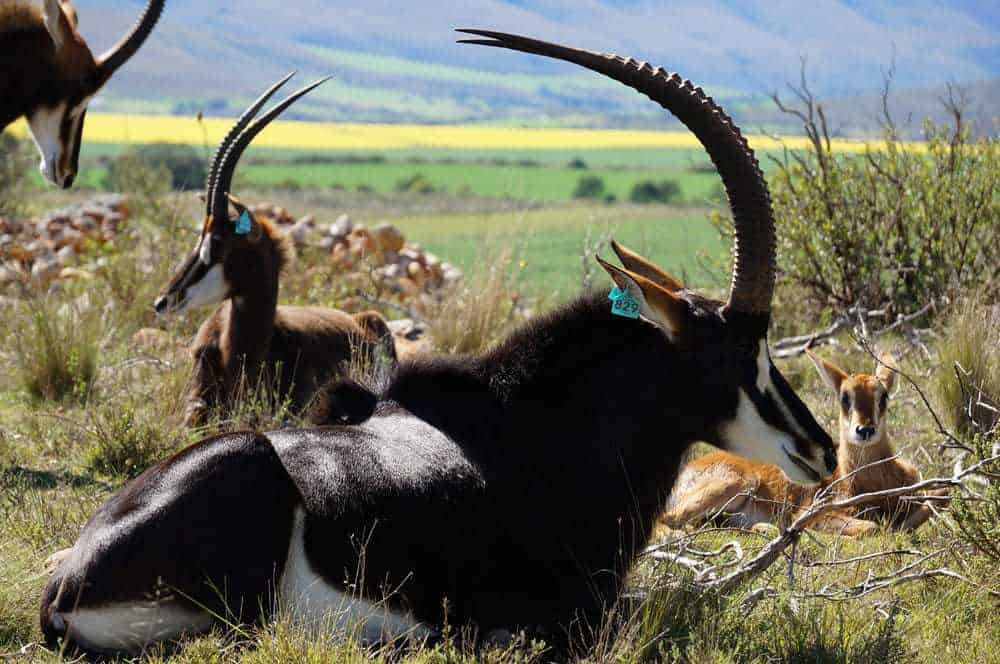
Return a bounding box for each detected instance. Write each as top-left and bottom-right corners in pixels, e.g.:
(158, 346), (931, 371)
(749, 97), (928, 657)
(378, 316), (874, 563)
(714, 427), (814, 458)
(26, 96), (91, 186)
(279, 508), (434, 644)
(198, 235), (212, 265)
(755, 339), (811, 441)
(59, 601), (213, 655)
(177, 264), (228, 312)
(26, 103), (67, 184)
(755, 339), (770, 393)
(720, 390), (819, 486)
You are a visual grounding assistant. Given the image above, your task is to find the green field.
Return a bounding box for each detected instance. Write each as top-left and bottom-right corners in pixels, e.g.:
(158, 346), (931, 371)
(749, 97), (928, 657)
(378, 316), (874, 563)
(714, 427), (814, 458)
(387, 205), (726, 297)
(69, 144), (726, 212)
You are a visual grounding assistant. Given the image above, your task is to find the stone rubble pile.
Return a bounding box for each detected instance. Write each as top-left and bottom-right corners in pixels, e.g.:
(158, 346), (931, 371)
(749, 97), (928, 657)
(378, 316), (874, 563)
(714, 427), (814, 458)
(0, 195), (128, 287)
(249, 205), (463, 298)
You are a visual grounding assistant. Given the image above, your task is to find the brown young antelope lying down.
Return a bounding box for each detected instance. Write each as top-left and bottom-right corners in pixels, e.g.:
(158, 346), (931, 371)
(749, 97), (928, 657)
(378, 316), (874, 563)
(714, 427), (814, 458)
(41, 31), (838, 656)
(0, 0), (164, 187)
(153, 74), (396, 426)
(662, 350), (945, 536)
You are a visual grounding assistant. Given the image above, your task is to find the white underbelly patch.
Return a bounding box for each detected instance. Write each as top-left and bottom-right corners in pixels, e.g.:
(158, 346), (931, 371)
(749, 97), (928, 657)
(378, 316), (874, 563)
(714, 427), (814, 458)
(59, 600), (213, 655)
(277, 507), (434, 645)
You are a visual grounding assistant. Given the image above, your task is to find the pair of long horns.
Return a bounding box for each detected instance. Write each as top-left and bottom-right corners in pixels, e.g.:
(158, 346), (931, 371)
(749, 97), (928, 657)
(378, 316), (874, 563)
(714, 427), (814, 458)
(457, 30), (776, 317)
(205, 74), (328, 222)
(94, 0), (165, 83)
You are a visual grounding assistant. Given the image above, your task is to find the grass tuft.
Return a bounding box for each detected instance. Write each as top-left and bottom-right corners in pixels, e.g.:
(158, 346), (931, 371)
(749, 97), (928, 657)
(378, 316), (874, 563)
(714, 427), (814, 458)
(9, 296), (102, 404)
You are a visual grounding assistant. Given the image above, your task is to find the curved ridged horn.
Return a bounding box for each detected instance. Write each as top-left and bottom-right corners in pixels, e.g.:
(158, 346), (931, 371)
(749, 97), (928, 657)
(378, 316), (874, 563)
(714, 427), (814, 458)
(204, 72), (296, 218)
(95, 0), (165, 82)
(457, 29), (776, 316)
(211, 77), (329, 223)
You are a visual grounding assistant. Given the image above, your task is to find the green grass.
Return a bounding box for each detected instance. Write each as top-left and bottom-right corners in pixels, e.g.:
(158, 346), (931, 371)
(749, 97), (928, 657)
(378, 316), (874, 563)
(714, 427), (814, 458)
(388, 205), (726, 298)
(67, 144), (723, 204)
(239, 160), (720, 203)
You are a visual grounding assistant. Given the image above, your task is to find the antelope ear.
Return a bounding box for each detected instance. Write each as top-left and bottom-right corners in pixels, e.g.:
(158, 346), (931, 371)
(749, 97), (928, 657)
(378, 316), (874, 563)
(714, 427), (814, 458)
(228, 195), (263, 242)
(875, 352), (898, 393)
(610, 239), (685, 292)
(60, 0), (78, 29)
(596, 255), (688, 341)
(805, 348), (848, 393)
(40, 0), (67, 49)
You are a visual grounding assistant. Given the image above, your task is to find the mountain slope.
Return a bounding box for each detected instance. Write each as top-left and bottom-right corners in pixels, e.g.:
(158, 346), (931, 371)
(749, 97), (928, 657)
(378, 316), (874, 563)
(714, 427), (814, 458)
(76, 0), (1000, 132)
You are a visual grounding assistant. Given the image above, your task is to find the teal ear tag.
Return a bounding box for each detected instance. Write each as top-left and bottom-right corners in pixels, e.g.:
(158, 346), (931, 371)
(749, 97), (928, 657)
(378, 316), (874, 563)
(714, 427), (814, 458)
(609, 286), (640, 319)
(235, 210), (252, 235)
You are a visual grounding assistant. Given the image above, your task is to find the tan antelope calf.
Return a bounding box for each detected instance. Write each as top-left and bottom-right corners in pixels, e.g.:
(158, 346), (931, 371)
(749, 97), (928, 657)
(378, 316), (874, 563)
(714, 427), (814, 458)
(661, 350), (943, 537)
(0, 0), (163, 187)
(154, 75), (396, 426)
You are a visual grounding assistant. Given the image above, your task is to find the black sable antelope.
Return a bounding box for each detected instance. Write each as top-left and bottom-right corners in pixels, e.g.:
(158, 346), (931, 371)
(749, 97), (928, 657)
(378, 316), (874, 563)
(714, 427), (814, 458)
(152, 74), (396, 426)
(0, 0), (164, 187)
(41, 32), (837, 656)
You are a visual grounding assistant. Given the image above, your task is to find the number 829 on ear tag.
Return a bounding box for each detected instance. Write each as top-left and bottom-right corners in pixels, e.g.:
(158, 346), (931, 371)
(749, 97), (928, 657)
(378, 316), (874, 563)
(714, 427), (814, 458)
(608, 287), (640, 319)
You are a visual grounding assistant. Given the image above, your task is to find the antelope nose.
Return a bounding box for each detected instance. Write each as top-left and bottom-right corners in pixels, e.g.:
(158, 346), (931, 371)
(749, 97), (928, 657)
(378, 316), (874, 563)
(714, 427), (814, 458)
(154, 295), (169, 314)
(61, 172), (76, 189)
(856, 426), (876, 441)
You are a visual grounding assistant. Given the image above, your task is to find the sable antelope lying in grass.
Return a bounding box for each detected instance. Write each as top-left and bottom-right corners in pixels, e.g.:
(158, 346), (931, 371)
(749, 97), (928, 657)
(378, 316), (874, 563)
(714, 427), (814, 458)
(153, 74), (396, 427)
(0, 0), (163, 187)
(41, 32), (838, 656)
(662, 350), (946, 536)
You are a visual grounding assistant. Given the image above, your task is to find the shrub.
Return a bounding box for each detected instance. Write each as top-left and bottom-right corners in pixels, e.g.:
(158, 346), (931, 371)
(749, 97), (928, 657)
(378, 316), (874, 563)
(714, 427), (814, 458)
(137, 143), (207, 190)
(934, 300), (1000, 436)
(568, 157), (589, 169)
(764, 84), (1000, 314)
(937, 300), (1000, 563)
(101, 151), (171, 215)
(104, 143), (206, 192)
(395, 173), (435, 194)
(572, 175), (606, 199)
(0, 133), (34, 217)
(83, 405), (174, 479)
(275, 178), (302, 192)
(10, 297), (102, 404)
(629, 179), (681, 204)
(952, 430), (1000, 564)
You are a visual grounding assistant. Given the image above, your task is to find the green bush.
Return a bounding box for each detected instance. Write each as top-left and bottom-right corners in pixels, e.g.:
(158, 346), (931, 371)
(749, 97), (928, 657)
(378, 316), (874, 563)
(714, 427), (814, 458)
(568, 157), (589, 169)
(629, 179), (681, 204)
(934, 300), (1000, 436)
(395, 173), (435, 194)
(572, 175), (606, 199)
(101, 151), (171, 215)
(765, 91), (999, 314)
(952, 431), (1000, 564)
(104, 143), (206, 192)
(937, 300), (1000, 564)
(84, 406), (173, 479)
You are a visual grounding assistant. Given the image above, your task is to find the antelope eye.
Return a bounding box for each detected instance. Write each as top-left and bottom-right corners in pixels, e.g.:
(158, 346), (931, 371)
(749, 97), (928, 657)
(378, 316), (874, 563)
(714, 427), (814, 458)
(840, 392), (850, 409)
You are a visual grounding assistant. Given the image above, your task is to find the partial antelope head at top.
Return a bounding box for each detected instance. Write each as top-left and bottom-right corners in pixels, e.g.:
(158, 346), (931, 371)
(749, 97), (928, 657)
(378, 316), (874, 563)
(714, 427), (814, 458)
(0, 0), (164, 188)
(154, 74), (327, 316)
(807, 349), (898, 446)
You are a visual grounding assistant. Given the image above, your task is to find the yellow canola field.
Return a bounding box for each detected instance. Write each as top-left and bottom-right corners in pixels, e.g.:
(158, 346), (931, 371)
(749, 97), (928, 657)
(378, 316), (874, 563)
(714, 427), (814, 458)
(7, 114), (922, 153)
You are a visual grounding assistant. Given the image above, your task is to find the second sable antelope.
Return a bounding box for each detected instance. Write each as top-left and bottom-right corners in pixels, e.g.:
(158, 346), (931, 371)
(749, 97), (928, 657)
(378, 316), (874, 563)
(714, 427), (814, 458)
(0, 0), (164, 187)
(154, 74), (396, 426)
(662, 351), (945, 536)
(42, 32), (837, 656)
